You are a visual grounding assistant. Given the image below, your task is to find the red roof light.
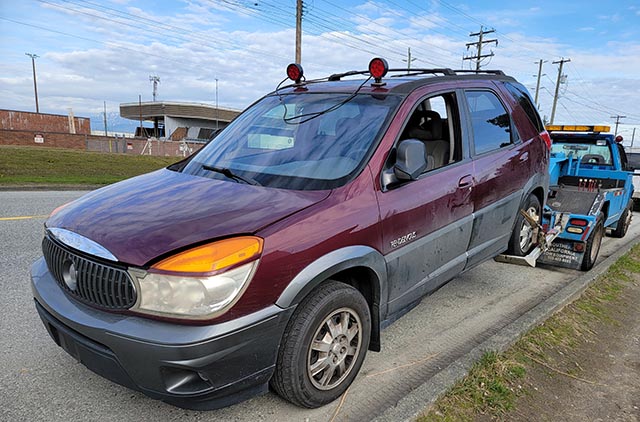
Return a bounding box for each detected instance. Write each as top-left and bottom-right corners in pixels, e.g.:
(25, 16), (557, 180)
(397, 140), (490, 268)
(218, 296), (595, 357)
(368, 57), (388, 82)
(286, 63), (303, 82)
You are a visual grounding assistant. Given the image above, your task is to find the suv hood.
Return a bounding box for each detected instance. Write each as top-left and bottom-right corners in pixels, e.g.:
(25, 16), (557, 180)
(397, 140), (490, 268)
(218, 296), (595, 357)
(46, 169), (329, 266)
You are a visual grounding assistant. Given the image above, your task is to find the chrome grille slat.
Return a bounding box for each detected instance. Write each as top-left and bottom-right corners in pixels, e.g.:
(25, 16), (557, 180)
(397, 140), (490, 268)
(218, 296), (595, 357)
(41, 236), (136, 310)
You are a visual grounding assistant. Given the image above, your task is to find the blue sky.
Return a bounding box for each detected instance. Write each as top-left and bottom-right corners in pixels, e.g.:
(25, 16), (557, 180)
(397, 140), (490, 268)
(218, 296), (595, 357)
(1, 0), (639, 139)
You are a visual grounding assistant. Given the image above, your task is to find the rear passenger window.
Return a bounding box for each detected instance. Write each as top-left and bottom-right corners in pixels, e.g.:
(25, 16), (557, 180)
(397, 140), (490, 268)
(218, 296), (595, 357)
(465, 90), (512, 155)
(504, 82), (545, 134)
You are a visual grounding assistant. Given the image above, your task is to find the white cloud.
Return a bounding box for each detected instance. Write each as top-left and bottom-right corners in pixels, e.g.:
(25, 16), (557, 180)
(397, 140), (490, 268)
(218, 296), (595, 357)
(1, 0), (638, 138)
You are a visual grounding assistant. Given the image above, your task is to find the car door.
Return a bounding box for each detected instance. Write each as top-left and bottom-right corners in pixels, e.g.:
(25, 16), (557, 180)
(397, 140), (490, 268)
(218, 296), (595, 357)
(375, 89), (475, 316)
(461, 87), (529, 268)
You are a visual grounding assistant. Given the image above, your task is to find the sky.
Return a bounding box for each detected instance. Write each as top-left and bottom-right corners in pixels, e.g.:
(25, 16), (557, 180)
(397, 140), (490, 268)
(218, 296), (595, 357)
(1, 0), (639, 142)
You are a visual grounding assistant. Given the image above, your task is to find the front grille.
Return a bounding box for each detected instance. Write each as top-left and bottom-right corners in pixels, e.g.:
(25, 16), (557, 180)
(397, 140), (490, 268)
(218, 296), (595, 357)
(42, 236), (137, 310)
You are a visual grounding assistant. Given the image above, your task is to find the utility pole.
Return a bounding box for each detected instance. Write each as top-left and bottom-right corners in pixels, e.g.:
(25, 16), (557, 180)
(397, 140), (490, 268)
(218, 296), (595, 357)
(295, 0), (303, 64)
(25, 53), (40, 113)
(550, 57), (570, 125)
(463, 26), (497, 71)
(215, 78), (219, 130)
(611, 115), (626, 135)
(403, 47), (417, 71)
(149, 75), (160, 101)
(534, 59), (547, 107)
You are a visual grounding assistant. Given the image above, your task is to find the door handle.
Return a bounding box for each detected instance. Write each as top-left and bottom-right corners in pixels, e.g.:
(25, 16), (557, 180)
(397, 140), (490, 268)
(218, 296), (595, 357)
(458, 175), (473, 188)
(519, 152), (529, 162)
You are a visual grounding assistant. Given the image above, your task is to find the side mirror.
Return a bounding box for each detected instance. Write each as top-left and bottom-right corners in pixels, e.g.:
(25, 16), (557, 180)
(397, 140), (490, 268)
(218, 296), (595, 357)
(394, 139), (427, 180)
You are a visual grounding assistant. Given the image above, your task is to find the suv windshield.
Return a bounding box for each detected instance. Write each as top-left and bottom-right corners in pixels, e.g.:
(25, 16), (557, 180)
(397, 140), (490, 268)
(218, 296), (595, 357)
(181, 93), (401, 190)
(551, 138), (613, 166)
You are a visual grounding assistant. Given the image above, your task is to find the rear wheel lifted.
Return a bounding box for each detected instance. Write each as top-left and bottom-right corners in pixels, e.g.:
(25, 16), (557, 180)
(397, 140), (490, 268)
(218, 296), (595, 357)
(507, 194), (541, 256)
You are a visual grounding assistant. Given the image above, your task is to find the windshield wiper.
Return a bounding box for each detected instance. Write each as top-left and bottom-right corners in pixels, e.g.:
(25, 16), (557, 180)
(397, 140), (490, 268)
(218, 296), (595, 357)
(202, 165), (261, 186)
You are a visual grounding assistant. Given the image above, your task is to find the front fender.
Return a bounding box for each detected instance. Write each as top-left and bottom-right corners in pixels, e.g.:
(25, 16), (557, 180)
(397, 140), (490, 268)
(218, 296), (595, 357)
(275, 245), (388, 352)
(275, 245), (387, 311)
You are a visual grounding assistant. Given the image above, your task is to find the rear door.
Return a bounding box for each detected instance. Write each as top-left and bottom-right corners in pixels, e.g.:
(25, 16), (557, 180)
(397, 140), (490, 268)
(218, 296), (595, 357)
(375, 87), (474, 315)
(461, 86), (529, 267)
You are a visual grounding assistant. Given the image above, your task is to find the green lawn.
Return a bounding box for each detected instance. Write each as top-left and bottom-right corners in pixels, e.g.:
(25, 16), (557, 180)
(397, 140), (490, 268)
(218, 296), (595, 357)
(0, 145), (180, 186)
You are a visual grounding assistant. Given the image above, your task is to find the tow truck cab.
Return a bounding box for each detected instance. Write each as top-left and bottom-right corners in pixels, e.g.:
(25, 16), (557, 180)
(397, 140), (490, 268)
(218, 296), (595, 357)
(538, 125), (634, 270)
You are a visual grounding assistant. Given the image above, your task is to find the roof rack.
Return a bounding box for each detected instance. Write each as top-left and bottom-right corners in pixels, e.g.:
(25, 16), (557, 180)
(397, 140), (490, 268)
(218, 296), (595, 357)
(304, 67), (507, 84)
(388, 68), (456, 77)
(328, 68), (456, 81)
(450, 69), (505, 76)
(328, 70), (367, 81)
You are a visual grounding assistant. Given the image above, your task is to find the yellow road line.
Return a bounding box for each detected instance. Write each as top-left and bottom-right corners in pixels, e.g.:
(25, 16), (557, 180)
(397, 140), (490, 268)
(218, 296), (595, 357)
(0, 215), (49, 221)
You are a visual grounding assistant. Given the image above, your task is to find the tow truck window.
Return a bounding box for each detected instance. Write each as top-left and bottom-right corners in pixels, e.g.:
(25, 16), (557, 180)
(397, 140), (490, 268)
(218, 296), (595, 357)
(550, 139), (613, 165)
(181, 93), (402, 190)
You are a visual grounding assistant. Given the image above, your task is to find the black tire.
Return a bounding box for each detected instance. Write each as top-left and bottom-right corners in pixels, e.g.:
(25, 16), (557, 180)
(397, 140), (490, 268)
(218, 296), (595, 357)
(271, 281), (371, 408)
(581, 213), (604, 271)
(507, 194), (541, 256)
(611, 202), (632, 238)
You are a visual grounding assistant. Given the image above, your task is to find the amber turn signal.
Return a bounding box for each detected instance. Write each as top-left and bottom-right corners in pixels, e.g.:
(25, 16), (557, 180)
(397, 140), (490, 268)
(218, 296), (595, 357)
(152, 236), (263, 273)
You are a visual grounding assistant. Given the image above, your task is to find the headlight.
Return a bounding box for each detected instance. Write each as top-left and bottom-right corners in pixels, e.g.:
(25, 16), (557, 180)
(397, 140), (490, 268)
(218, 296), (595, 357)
(131, 237), (263, 320)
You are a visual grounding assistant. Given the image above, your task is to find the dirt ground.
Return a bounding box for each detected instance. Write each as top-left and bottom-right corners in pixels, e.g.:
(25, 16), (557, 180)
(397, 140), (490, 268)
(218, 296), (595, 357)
(503, 274), (640, 422)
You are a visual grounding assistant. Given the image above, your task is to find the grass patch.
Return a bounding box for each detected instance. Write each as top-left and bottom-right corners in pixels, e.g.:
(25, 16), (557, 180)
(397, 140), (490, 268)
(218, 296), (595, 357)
(418, 352), (526, 422)
(0, 145), (179, 186)
(420, 244), (640, 421)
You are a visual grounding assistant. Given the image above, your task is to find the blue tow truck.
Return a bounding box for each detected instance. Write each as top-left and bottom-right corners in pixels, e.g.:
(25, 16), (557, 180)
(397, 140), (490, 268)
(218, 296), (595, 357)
(498, 125), (634, 270)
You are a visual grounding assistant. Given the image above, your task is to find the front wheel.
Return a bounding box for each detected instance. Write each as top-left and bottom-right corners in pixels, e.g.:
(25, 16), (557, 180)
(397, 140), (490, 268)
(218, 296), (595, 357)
(611, 202), (632, 238)
(581, 213), (604, 271)
(507, 194), (541, 256)
(271, 281), (371, 408)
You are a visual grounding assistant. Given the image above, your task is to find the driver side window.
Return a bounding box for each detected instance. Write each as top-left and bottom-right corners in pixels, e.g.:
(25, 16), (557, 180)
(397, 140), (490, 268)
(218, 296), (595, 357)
(400, 92), (461, 172)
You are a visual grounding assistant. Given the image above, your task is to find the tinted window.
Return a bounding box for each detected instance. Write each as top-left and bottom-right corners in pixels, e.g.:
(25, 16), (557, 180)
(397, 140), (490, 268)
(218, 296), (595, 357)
(465, 90), (512, 155)
(181, 93), (402, 190)
(627, 152), (640, 170)
(504, 82), (545, 133)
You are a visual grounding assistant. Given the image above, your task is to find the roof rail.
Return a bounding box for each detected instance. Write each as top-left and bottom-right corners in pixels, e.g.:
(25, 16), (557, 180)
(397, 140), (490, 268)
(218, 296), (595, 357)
(328, 70), (367, 81)
(388, 68), (456, 77)
(327, 68), (456, 81)
(450, 69), (505, 76)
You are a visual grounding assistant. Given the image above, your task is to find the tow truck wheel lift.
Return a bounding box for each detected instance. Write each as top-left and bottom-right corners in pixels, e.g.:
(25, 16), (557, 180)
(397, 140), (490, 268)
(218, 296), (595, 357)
(496, 209), (569, 267)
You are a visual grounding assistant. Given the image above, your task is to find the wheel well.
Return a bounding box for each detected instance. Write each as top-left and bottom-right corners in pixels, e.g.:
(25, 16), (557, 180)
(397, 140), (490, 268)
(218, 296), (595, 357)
(601, 201), (609, 220)
(531, 186), (545, 207)
(329, 267), (381, 352)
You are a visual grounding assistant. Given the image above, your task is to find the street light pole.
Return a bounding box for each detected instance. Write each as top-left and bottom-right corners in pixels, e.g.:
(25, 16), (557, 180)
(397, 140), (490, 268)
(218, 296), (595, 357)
(25, 53), (40, 113)
(215, 78), (219, 130)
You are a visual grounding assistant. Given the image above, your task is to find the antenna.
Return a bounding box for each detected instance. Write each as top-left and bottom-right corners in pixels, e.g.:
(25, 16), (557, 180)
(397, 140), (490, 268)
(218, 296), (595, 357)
(149, 75), (160, 101)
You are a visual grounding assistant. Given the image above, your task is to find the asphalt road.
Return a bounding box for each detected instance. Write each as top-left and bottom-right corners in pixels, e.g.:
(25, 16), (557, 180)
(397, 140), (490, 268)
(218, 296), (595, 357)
(1, 190), (638, 422)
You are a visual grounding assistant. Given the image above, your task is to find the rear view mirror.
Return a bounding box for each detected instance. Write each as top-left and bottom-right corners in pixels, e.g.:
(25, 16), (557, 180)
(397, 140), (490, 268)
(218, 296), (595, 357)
(394, 139), (427, 180)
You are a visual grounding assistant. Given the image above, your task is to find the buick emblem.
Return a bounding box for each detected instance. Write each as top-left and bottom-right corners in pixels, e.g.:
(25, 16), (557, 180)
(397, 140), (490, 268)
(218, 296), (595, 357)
(62, 259), (78, 291)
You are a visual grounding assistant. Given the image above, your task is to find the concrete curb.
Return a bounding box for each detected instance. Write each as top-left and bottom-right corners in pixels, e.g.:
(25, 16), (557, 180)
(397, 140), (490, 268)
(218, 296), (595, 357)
(0, 185), (101, 191)
(373, 236), (640, 422)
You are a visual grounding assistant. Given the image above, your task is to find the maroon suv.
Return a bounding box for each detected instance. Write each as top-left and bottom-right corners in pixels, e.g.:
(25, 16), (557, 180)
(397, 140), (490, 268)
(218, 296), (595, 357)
(31, 58), (550, 410)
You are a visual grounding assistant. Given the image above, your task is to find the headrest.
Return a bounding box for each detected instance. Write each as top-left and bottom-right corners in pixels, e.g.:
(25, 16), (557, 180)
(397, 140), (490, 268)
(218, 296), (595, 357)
(422, 110), (443, 139)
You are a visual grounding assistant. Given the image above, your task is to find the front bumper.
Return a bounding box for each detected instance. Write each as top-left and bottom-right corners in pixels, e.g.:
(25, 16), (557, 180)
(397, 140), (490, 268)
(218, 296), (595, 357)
(31, 257), (294, 410)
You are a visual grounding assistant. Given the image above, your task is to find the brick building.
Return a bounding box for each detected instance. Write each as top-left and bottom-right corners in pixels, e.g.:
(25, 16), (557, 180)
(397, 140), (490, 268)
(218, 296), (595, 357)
(0, 109), (91, 134)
